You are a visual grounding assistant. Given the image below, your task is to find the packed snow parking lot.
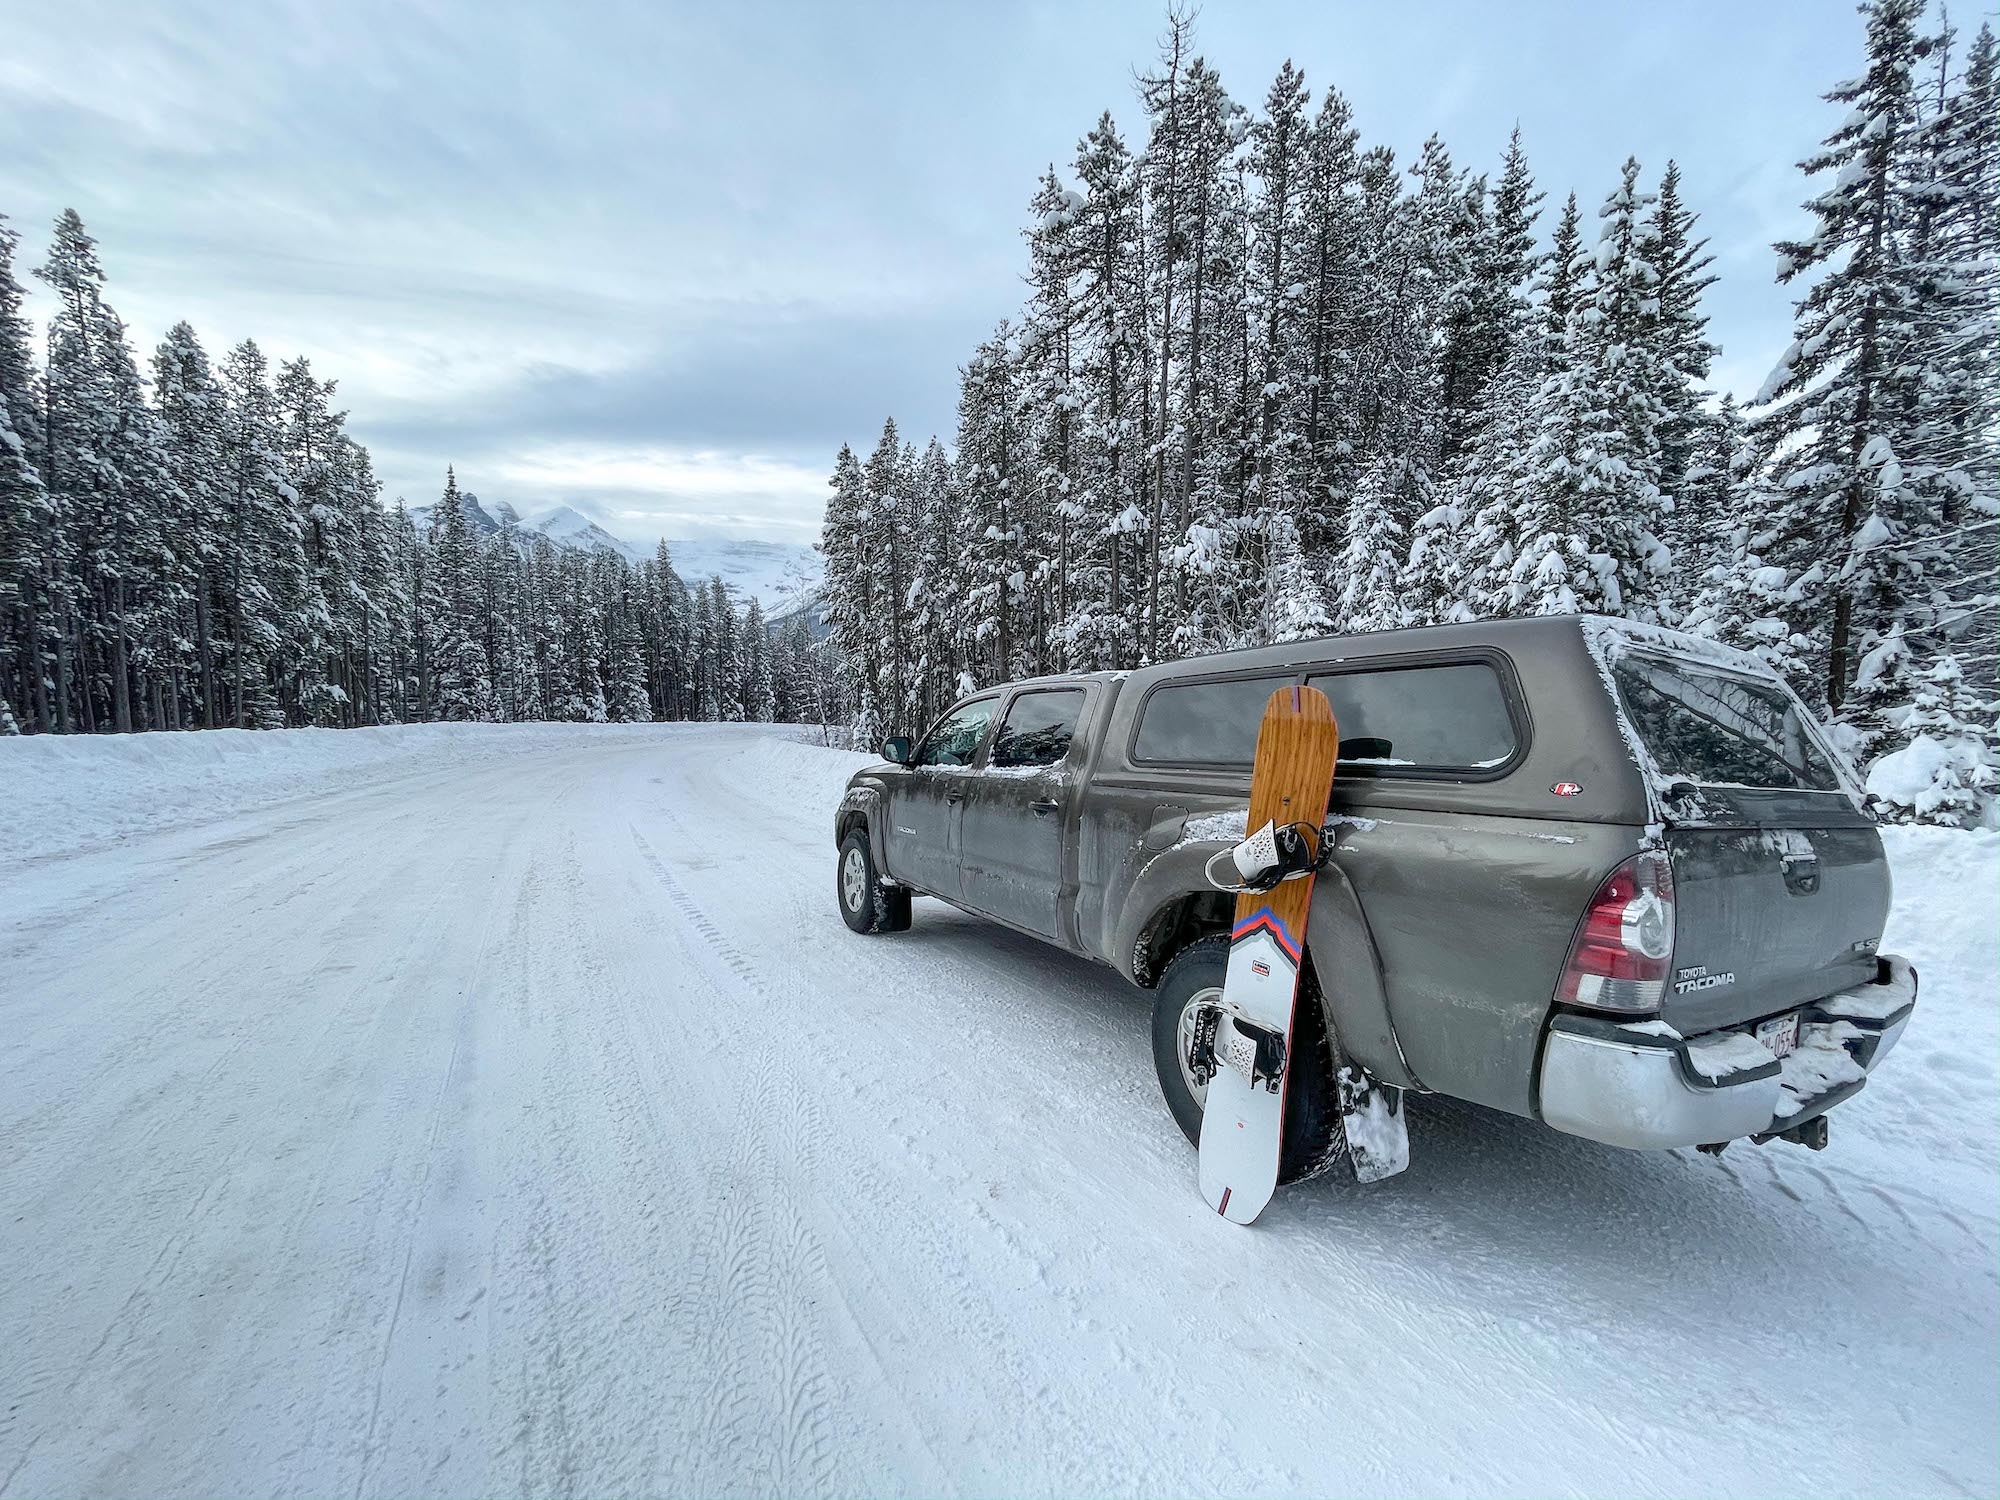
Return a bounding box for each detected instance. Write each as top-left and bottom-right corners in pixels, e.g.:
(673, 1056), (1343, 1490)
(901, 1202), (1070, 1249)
(1, 723), (1995, 1497)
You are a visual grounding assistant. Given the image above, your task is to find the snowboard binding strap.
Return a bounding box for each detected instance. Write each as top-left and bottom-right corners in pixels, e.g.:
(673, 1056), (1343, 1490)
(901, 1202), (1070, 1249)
(1204, 819), (1324, 895)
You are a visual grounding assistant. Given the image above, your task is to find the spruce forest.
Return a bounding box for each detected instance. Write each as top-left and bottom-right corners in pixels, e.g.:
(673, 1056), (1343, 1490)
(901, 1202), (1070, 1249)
(0, 214), (833, 738)
(818, 0), (1997, 826)
(1, 1), (1993, 827)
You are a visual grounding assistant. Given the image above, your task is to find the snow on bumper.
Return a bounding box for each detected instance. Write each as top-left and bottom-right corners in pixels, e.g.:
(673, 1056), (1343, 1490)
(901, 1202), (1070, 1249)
(1538, 957), (1917, 1150)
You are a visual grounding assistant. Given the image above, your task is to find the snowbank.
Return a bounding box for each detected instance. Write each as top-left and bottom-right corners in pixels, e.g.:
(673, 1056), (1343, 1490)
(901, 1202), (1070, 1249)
(1868, 732), (1998, 828)
(0, 722), (823, 864)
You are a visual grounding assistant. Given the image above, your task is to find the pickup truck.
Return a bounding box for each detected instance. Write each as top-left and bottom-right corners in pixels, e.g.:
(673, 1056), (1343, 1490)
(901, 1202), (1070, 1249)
(832, 615), (1918, 1181)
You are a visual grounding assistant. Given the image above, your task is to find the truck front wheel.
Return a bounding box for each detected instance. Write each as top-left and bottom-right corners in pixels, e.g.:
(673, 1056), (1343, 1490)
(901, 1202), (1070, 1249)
(837, 828), (912, 934)
(1150, 934), (1346, 1184)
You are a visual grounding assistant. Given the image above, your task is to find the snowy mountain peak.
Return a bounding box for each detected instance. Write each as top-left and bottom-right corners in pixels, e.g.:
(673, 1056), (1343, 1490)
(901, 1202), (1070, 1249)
(404, 495), (821, 609)
(528, 505), (643, 563)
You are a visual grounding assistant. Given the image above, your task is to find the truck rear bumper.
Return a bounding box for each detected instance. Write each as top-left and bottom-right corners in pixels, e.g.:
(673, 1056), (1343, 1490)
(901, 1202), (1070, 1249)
(1538, 956), (1917, 1150)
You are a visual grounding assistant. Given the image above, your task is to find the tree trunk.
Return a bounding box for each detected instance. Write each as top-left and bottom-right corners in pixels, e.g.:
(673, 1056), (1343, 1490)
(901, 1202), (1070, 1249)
(24, 594), (51, 731)
(110, 578), (133, 734)
(194, 571), (216, 728)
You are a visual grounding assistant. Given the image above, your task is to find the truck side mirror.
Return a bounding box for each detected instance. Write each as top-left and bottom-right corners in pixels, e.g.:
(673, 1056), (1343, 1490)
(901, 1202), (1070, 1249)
(882, 736), (912, 765)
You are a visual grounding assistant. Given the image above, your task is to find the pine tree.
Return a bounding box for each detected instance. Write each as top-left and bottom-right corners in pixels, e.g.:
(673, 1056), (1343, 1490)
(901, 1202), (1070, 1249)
(0, 215), (50, 731)
(1664, 393), (1744, 612)
(1296, 84), (1364, 550)
(1070, 112), (1146, 670)
(151, 323), (228, 727)
(427, 468), (494, 721)
(217, 340), (305, 728)
(862, 418), (916, 734)
(742, 597), (777, 722)
(1650, 161), (1719, 513)
(1731, 0), (1939, 718)
(1333, 454), (1423, 632)
(1504, 160), (1674, 620)
(905, 436), (964, 725)
(959, 330), (1030, 681)
(1245, 61), (1313, 557)
(818, 442), (873, 741)
(605, 583), (652, 724)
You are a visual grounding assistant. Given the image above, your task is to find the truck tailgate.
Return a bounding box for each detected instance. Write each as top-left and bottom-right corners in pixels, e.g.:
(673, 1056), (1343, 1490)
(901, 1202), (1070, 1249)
(1598, 643), (1893, 1035)
(1664, 814), (1888, 1034)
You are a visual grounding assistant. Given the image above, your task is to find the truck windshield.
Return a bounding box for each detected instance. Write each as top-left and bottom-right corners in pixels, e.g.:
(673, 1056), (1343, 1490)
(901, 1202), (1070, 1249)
(1610, 653), (1844, 792)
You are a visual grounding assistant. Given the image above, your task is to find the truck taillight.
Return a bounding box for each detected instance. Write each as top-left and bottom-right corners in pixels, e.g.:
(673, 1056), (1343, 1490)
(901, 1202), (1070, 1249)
(1556, 850), (1675, 1012)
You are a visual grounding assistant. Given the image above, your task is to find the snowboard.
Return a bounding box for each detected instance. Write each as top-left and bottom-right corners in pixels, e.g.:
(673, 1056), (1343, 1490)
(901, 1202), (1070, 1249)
(1195, 683), (1339, 1225)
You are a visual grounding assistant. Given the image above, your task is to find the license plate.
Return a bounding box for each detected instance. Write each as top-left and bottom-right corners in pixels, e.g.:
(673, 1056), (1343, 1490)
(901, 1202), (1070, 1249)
(1755, 1012), (1800, 1059)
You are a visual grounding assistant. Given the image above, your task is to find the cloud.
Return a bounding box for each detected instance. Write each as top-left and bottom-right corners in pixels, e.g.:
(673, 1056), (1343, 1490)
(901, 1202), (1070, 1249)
(490, 446), (830, 544)
(352, 294), (983, 530)
(4, 0), (1872, 539)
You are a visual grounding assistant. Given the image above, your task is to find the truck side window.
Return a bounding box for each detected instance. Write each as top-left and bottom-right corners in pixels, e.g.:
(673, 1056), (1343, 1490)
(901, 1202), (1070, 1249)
(913, 698), (997, 767)
(990, 689), (1085, 769)
(1131, 675), (1291, 764)
(1307, 662), (1518, 774)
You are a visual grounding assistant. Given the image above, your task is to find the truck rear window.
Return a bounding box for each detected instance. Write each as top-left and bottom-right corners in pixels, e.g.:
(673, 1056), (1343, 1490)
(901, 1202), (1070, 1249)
(1131, 662), (1518, 774)
(1610, 653), (1843, 792)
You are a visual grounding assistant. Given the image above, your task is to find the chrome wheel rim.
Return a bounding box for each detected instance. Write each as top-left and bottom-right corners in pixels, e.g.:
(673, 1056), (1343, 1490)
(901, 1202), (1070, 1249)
(1176, 984), (1225, 1107)
(841, 846), (868, 913)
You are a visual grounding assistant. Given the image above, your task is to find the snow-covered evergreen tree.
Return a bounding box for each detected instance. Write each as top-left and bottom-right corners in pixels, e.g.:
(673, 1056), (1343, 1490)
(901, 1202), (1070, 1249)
(741, 597), (777, 723)
(1333, 454), (1425, 632)
(1699, 0), (1998, 823)
(0, 214), (49, 732)
(1728, 0), (1939, 711)
(1650, 161), (1719, 516)
(427, 468), (495, 721)
(1503, 160), (1675, 620)
(151, 322), (228, 727)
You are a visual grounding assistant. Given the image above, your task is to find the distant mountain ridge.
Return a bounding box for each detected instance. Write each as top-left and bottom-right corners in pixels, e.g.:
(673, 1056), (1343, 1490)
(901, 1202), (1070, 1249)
(404, 495), (820, 610)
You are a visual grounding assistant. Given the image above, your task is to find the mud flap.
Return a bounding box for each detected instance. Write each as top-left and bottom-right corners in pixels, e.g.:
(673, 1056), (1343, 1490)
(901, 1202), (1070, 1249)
(1336, 1061), (1409, 1183)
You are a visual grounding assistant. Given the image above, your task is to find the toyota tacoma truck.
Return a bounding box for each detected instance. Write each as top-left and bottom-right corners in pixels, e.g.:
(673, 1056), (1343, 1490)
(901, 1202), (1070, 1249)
(832, 615), (1917, 1180)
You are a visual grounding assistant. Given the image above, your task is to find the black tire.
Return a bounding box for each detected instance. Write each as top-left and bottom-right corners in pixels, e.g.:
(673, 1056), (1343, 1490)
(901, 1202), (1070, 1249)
(837, 828), (912, 934)
(1149, 934), (1346, 1184)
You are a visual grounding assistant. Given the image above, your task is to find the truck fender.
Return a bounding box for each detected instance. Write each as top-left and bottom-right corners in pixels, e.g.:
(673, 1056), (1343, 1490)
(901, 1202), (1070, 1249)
(1114, 842), (1235, 987)
(1120, 835), (1422, 1097)
(1306, 863), (1423, 1094)
(834, 782), (895, 877)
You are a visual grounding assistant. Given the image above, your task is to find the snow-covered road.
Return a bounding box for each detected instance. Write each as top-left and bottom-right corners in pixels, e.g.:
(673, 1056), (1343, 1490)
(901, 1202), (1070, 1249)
(2, 724), (1995, 1497)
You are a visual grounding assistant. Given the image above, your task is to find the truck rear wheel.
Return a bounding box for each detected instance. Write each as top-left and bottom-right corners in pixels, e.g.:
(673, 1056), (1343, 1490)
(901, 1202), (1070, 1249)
(837, 828), (911, 934)
(1150, 934), (1346, 1184)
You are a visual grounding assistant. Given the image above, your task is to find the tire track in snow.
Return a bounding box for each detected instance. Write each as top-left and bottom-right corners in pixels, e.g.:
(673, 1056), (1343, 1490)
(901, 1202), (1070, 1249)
(627, 825), (842, 1497)
(628, 803), (1174, 1495)
(2, 809), (471, 1498)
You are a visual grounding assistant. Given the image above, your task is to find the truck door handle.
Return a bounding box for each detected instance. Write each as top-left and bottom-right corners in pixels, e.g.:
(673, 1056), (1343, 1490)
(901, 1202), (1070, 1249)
(1030, 798), (1059, 817)
(946, 791), (964, 805)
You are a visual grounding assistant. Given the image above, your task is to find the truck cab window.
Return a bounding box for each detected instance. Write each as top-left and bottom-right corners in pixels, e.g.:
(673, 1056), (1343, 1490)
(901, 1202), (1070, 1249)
(913, 698), (997, 767)
(990, 689), (1085, 769)
(1131, 675), (1291, 764)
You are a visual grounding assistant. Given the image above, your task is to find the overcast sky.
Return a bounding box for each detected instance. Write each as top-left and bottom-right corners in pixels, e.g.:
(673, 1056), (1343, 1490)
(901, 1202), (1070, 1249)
(4, 0), (1864, 546)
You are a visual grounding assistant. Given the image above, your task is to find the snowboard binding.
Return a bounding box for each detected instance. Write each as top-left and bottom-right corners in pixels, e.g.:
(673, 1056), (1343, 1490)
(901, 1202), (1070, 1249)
(1188, 1008), (1288, 1094)
(1204, 819), (1324, 895)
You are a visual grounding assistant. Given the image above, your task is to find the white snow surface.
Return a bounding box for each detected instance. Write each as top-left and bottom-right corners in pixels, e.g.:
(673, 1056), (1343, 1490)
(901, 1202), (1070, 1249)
(1680, 1029), (1782, 1082)
(1, 725), (1995, 1496)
